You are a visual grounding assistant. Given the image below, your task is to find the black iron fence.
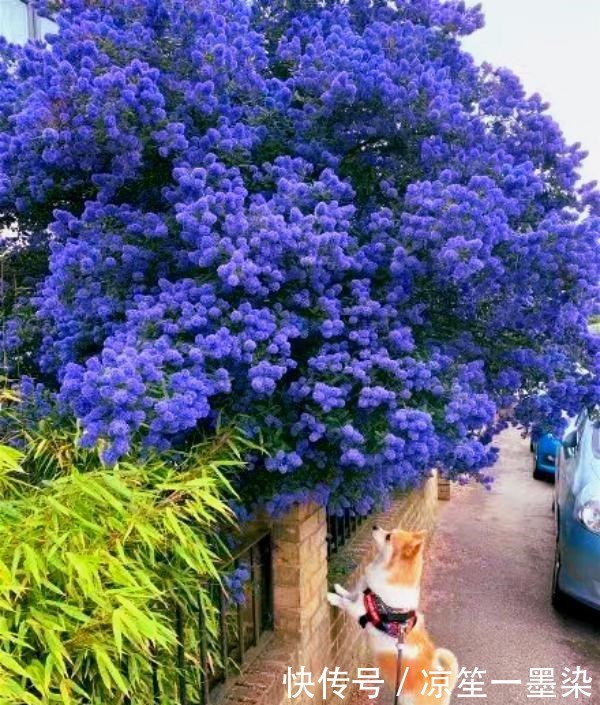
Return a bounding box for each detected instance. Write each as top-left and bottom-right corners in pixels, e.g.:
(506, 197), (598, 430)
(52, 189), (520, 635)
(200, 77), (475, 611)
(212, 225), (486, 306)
(326, 508), (371, 558)
(202, 530), (273, 703)
(138, 530), (273, 705)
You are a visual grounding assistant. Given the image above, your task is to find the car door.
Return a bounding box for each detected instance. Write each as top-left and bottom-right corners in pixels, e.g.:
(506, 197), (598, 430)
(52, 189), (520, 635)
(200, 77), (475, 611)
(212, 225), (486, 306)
(557, 410), (587, 535)
(572, 416), (600, 510)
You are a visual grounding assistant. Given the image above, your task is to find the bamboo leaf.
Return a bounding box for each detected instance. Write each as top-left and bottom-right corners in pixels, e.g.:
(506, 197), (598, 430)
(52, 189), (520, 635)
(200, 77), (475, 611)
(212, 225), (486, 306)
(59, 678), (74, 705)
(0, 649), (29, 677)
(45, 601), (88, 623)
(22, 544), (44, 586)
(94, 647), (128, 693)
(112, 609), (123, 657)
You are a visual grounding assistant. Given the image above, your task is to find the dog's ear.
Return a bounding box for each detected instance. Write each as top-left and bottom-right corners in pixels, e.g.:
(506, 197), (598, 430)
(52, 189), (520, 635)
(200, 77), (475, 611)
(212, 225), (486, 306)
(399, 531), (426, 560)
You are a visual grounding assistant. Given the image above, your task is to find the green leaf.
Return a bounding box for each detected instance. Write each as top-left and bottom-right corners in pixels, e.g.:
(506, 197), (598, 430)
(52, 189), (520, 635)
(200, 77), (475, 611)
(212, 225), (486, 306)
(94, 646), (128, 693)
(0, 445), (23, 471)
(0, 649), (29, 677)
(45, 601), (88, 623)
(44, 629), (68, 675)
(22, 544), (44, 586)
(112, 609), (123, 657)
(59, 678), (74, 705)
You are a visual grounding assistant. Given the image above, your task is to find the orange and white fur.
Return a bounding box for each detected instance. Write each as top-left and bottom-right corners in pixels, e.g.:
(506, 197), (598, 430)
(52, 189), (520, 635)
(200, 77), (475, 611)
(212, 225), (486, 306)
(327, 526), (458, 705)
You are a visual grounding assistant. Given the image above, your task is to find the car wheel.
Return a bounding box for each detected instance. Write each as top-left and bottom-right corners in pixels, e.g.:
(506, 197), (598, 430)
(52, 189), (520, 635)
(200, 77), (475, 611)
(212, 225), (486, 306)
(551, 537), (569, 612)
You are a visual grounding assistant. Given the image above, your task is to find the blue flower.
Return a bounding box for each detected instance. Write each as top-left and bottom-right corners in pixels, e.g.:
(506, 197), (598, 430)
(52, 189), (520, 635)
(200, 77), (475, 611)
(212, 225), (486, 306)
(1, 0), (599, 517)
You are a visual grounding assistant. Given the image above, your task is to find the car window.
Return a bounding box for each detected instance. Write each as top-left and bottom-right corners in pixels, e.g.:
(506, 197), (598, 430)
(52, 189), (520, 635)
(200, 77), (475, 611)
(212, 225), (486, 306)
(592, 424), (600, 460)
(576, 409), (588, 443)
(0, 0), (29, 45)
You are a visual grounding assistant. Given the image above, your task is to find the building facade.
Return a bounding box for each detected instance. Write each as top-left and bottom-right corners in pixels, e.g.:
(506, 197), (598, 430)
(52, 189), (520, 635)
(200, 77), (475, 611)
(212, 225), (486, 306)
(0, 0), (55, 44)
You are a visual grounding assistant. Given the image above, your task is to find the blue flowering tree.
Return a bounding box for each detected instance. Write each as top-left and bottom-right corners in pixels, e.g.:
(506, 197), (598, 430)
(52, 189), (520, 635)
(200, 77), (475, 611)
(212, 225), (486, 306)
(1, 0), (599, 516)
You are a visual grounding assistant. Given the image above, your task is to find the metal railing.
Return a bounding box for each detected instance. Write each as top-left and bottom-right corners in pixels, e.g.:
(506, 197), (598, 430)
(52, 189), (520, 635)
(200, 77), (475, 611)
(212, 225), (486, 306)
(140, 530), (273, 705)
(326, 508), (371, 558)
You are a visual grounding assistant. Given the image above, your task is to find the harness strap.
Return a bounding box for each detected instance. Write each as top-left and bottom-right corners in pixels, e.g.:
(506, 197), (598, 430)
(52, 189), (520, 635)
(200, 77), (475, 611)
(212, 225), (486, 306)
(357, 588), (415, 705)
(362, 590), (382, 627)
(393, 627), (406, 705)
(358, 588), (417, 638)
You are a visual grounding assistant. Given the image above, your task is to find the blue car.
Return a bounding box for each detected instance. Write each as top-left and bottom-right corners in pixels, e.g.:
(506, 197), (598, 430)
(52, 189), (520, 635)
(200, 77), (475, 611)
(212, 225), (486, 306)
(553, 409), (600, 611)
(533, 433), (560, 480)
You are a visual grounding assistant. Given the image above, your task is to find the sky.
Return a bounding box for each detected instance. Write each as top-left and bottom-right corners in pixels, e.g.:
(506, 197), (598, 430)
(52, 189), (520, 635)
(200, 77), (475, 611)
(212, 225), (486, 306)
(462, 0), (600, 185)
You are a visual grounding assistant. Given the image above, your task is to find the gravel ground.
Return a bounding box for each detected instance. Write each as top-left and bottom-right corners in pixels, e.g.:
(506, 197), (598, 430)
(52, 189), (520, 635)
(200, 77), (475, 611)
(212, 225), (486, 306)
(350, 426), (600, 704)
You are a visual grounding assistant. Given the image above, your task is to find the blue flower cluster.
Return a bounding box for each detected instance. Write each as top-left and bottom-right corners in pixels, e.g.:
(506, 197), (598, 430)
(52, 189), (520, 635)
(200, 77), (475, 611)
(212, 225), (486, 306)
(223, 563), (251, 606)
(1, 0), (599, 516)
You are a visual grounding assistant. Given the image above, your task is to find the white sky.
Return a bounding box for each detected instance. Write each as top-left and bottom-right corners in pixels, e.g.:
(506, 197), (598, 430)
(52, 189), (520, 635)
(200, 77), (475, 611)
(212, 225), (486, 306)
(462, 0), (600, 185)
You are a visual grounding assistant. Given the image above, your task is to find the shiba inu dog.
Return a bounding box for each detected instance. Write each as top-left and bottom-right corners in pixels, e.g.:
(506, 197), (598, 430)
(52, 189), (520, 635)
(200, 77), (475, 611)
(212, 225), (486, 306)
(327, 526), (458, 705)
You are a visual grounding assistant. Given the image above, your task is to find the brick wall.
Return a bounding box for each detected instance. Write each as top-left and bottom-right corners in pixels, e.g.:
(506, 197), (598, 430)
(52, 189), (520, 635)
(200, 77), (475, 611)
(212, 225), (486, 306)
(218, 474), (438, 705)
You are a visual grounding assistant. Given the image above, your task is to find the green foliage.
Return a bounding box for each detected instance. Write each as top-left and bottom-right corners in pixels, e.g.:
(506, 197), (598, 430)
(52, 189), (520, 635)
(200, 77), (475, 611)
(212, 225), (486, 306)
(0, 425), (252, 704)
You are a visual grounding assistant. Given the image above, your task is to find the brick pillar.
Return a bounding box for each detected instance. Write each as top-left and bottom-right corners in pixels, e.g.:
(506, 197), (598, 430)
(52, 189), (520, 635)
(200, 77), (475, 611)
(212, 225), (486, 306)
(437, 470), (451, 501)
(272, 502), (330, 702)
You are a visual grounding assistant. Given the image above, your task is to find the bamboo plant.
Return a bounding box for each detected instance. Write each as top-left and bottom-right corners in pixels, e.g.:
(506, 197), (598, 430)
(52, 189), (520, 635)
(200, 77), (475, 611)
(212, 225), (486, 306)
(0, 425), (252, 704)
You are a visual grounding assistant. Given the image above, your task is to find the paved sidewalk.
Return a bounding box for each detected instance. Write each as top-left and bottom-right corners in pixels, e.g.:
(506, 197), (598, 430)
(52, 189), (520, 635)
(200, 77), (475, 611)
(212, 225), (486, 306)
(352, 427), (600, 704)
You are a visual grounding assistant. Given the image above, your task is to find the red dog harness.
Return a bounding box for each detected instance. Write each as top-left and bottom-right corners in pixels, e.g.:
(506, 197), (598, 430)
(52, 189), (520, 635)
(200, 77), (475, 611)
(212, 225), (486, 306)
(359, 588), (417, 638)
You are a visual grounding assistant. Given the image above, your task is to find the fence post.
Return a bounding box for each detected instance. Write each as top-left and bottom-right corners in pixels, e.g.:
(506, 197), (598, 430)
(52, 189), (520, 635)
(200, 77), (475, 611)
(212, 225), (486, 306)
(272, 502), (330, 702)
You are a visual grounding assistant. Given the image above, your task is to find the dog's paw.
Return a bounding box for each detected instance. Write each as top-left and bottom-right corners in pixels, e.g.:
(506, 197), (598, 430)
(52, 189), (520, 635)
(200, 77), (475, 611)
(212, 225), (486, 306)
(327, 592), (343, 608)
(334, 583), (351, 598)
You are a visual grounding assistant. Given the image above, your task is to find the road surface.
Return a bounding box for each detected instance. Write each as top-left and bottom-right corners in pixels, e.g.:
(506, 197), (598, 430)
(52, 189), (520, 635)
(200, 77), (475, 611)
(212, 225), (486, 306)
(351, 426), (599, 704)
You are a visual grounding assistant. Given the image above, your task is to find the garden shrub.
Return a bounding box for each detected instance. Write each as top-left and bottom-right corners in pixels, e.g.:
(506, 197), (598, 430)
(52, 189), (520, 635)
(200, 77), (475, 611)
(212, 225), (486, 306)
(0, 0), (598, 518)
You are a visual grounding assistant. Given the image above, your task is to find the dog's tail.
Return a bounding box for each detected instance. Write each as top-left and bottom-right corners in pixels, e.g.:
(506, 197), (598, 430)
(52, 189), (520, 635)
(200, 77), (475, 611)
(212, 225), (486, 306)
(434, 648), (459, 689)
